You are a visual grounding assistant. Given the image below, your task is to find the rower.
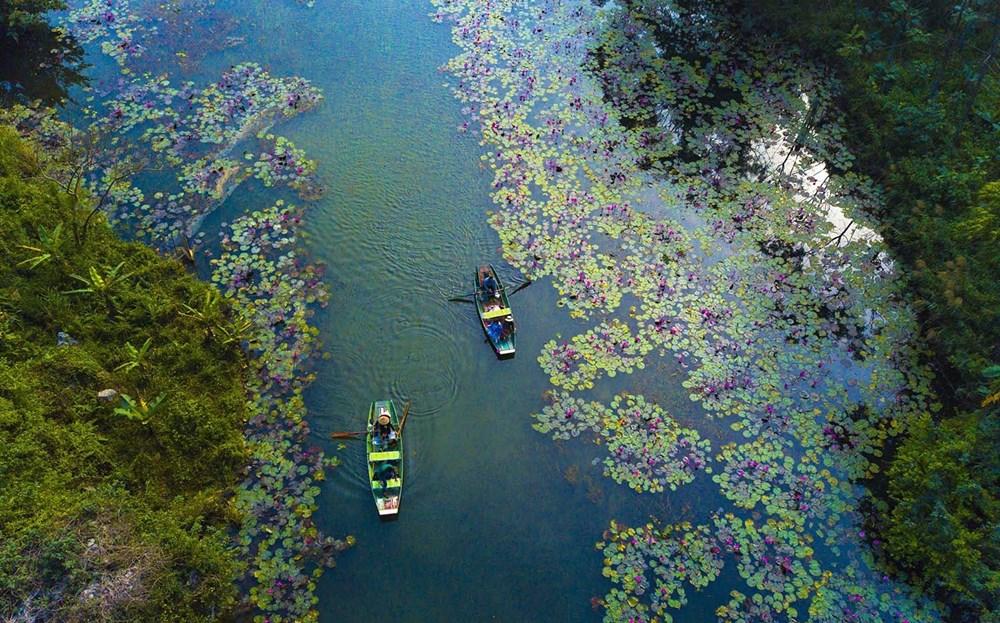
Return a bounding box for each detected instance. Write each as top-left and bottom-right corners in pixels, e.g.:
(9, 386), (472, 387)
(373, 408), (396, 447)
(482, 273), (498, 297)
(502, 315), (514, 337)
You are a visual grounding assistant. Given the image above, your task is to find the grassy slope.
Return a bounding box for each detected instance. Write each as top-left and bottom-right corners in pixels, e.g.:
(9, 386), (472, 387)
(0, 125), (248, 622)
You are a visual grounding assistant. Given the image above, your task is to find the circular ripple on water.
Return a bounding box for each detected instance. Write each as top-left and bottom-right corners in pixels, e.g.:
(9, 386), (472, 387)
(385, 319), (463, 419)
(325, 316), (463, 415)
(318, 318), (462, 500)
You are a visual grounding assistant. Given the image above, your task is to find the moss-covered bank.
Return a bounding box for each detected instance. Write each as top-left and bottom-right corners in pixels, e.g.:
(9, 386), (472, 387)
(0, 125), (248, 621)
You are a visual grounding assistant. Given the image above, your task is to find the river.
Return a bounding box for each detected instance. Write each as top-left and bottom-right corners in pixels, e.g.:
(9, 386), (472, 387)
(285, 2), (717, 619)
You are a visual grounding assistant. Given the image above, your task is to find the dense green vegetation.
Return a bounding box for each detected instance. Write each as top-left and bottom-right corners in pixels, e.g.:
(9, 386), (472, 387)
(743, 2), (999, 620)
(0, 125), (248, 621)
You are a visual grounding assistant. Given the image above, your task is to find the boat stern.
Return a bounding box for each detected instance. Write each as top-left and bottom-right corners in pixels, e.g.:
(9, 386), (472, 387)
(377, 496), (400, 516)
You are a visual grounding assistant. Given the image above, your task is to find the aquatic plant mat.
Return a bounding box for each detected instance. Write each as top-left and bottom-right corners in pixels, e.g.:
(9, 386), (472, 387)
(432, 0), (945, 620)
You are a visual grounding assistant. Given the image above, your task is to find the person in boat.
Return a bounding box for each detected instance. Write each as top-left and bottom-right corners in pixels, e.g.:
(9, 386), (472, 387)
(487, 320), (503, 343)
(375, 462), (397, 489)
(501, 315), (514, 338)
(482, 273), (499, 298)
(372, 408), (397, 448)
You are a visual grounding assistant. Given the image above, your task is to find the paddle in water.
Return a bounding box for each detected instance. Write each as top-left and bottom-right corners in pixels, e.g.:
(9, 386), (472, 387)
(330, 430), (365, 439)
(398, 400), (413, 434)
(507, 278), (533, 296)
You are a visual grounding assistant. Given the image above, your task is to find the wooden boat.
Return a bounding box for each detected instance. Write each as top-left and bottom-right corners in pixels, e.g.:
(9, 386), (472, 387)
(366, 400), (403, 517)
(475, 264), (516, 357)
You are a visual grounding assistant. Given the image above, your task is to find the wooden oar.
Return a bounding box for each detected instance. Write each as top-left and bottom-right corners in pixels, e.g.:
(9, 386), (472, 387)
(447, 290), (479, 302)
(330, 431), (365, 439)
(398, 400), (413, 435)
(508, 279), (533, 296)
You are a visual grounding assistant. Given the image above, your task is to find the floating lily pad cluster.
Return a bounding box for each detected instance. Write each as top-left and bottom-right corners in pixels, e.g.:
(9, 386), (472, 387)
(181, 156), (242, 199)
(58, 4), (325, 244)
(807, 560), (943, 623)
(535, 393), (710, 493)
(66, 0), (312, 68)
(212, 201), (328, 392)
(251, 133), (321, 197)
(598, 512), (935, 623)
(211, 202), (345, 623)
(539, 320), (650, 390)
(178, 133), (321, 204)
(432, 0), (942, 620)
(533, 392), (607, 440)
(61, 20), (324, 244)
(715, 591), (781, 623)
(712, 440), (844, 531)
(713, 513), (820, 613)
(601, 394), (711, 493)
(66, 0), (146, 65)
(598, 520), (723, 622)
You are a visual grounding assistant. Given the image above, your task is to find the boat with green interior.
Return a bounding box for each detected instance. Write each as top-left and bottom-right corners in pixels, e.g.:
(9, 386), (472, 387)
(366, 399), (403, 517)
(475, 264), (516, 357)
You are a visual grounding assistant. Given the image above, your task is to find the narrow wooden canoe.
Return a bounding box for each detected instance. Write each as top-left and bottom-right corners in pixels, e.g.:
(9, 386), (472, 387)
(366, 400), (403, 517)
(475, 264), (516, 357)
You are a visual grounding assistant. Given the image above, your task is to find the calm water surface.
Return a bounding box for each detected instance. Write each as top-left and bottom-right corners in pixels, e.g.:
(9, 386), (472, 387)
(256, 2), (727, 620)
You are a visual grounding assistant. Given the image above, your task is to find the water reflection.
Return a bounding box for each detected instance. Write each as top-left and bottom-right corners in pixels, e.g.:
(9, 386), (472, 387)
(0, 18), (88, 106)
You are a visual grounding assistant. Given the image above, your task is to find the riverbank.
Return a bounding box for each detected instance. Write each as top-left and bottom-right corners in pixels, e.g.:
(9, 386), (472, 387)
(740, 4), (999, 619)
(0, 125), (247, 620)
(1, 0), (350, 619)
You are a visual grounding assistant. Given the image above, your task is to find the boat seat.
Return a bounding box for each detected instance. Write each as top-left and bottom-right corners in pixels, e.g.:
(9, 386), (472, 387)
(369, 451), (401, 461)
(372, 478), (401, 489)
(482, 307), (512, 320)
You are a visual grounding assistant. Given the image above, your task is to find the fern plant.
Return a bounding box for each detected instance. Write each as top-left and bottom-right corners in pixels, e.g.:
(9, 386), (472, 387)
(113, 392), (166, 424)
(64, 261), (133, 313)
(16, 222), (64, 269)
(113, 337), (153, 374)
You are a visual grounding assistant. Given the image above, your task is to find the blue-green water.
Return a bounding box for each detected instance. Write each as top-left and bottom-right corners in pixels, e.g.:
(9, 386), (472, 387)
(276, 3), (701, 620)
(226, 2), (725, 620)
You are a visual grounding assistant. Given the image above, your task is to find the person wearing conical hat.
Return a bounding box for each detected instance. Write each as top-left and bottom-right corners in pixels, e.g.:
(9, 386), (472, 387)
(373, 406), (397, 447)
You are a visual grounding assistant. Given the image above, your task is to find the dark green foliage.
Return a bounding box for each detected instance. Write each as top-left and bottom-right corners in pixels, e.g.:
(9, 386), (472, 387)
(0, 0), (64, 32)
(743, 2), (1000, 620)
(0, 125), (247, 621)
(885, 409), (999, 617)
(745, 0), (1000, 385)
